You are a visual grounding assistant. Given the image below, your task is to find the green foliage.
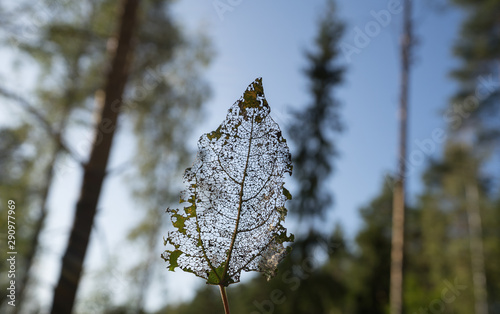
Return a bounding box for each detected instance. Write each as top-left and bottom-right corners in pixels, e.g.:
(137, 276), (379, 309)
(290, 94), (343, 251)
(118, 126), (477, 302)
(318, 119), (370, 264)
(157, 226), (351, 314)
(411, 144), (496, 314)
(449, 0), (500, 146)
(160, 285), (224, 314)
(348, 178), (392, 314)
(162, 78), (294, 287)
(0, 125), (38, 307)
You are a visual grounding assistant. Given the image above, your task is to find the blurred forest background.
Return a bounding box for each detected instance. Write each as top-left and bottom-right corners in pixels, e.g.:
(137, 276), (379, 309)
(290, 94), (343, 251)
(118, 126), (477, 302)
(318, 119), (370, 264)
(0, 0), (499, 313)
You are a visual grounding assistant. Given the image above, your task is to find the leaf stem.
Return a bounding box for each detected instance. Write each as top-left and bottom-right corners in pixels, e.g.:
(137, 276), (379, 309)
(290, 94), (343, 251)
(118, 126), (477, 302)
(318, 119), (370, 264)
(219, 285), (230, 314)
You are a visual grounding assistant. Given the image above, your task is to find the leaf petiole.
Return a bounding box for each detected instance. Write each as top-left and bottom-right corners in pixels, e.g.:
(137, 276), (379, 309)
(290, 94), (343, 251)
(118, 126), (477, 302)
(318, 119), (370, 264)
(219, 285), (230, 314)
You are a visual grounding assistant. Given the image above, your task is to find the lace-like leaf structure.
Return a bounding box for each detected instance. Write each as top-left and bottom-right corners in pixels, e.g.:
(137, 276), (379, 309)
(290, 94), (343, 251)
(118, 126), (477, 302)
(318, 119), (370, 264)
(162, 78), (294, 286)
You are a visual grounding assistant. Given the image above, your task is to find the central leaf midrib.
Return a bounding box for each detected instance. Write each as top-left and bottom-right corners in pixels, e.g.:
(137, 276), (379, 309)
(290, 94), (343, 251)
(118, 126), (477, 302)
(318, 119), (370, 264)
(222, 117), (254, 283)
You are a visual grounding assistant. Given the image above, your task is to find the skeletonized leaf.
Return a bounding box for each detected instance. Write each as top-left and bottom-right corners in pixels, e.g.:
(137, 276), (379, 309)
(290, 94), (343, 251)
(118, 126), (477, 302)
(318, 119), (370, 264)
(162, 78), (293, 286)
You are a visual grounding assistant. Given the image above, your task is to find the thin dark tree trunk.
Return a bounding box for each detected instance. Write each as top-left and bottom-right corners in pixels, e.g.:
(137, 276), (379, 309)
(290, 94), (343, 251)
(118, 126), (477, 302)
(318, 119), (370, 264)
(390, 0), (412, 313)
(465, 181), (488, 314)
(50, 0), (140, 312)
(14, 148), (57, 314)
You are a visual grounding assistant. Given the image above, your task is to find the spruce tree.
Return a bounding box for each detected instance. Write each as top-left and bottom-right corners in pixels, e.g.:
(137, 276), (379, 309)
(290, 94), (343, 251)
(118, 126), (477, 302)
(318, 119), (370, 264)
(449, 0), (500, 148)
(288, 0), (344, 223)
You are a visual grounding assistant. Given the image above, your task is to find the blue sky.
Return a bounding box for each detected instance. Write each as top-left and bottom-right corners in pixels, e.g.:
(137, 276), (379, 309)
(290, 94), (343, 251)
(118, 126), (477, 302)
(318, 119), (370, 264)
(1, 0), (466, 311)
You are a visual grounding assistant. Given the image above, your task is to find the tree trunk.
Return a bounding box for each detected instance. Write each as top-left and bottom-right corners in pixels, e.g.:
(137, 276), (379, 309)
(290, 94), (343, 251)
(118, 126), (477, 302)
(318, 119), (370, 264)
(14, 148), (57, 314)
(50, 0), (140, 312)
(390, 0), (412, 313)
(465, 181), (488, 314)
